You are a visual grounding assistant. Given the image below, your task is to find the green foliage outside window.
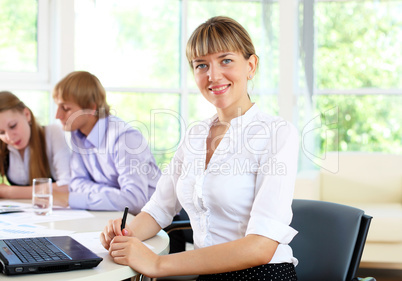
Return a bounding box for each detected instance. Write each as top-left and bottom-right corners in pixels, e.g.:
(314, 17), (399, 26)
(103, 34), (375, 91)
(0, 0), (37, 72)
(106, 92), (180, 166)
(310, 1), (402, 156)
(314, 95), (402, 155)
(316, 1), (402, 89)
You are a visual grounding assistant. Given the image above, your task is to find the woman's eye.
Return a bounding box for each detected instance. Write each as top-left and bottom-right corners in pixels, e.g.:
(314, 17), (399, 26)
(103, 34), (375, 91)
(195, 64), (207, 70)
(222, 59), (232, 64)
(9, 123), (16, 129)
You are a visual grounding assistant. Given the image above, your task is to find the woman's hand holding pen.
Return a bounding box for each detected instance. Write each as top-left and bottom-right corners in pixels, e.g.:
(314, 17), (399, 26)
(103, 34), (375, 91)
(100, 207), (132, 250)
(100, 213), (160, 276)
(100, 217), (132, 250)
(109, 235), (160, 277)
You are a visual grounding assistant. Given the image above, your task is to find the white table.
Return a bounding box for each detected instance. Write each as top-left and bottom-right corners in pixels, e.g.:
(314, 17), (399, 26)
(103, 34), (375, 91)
(0, 201), (169, 281)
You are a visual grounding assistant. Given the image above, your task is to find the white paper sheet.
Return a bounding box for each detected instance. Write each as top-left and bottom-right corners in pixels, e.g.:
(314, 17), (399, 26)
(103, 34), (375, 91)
(0, 200), (32, 213)
(0, 208), (94, 224)
(0, 220), (74, 239)
(70, 231), (155, 255)
(70, 231), (108, 254)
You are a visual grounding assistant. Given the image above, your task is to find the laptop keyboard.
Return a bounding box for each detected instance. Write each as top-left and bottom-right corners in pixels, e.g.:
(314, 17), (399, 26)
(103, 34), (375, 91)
(4, 238), (71, 263)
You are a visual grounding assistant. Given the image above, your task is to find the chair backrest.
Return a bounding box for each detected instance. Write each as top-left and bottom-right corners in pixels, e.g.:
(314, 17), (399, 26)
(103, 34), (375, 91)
(290, 199), (372, 281)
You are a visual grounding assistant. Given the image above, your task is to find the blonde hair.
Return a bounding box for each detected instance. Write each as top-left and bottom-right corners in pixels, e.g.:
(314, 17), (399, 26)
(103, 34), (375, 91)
(186, 16), (257, 68)
(0, 91), (51, 183)
(53, 71), (110, 116)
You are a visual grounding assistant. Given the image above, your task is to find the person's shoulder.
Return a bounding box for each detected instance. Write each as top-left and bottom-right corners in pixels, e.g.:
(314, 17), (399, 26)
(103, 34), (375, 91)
(45, 122), (63, 131)
(106, 115), (145, 139)
(106, 114), (123, 123)
(106, 115), (134, 128)
(43, 123), (70, 151)
(251, 109), (299, 142)
(254, 110), (297, 131)
(44, 123), (65, 138)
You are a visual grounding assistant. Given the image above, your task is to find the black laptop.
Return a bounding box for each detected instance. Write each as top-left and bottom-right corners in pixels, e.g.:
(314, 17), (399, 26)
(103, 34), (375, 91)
(0, 236), (103, 275)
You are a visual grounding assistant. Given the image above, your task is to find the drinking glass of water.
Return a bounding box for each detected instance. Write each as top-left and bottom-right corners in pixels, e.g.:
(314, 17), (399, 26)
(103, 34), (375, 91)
(32, 178), (53, 216)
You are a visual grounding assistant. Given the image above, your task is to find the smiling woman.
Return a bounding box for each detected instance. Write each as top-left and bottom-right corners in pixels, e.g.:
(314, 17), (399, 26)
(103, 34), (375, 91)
(187, 16), (258, 121)
(191, 52), (256, 113)
(100, 16), (299, 281)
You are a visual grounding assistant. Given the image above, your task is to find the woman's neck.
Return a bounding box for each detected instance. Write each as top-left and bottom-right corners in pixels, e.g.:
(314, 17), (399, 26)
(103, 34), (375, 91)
(18, 148), (25, 160)
(216, 100), (253, 124)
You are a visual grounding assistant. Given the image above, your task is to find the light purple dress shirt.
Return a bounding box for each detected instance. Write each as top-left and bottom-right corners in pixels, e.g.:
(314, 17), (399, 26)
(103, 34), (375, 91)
(68, 115), (160, 214)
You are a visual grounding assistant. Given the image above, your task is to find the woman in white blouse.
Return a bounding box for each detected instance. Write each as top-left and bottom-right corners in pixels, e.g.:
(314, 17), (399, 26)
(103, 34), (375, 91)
(0, 91), (70, 201)
(101, 16), (299, 280)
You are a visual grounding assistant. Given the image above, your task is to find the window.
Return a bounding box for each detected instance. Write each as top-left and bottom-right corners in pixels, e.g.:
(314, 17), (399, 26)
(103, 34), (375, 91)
(299, 0), (402, 164)
(0, 0), (51, 124)
(74, 0), (279, 166)
(2, 0), (400, 170)
(186, 0), (279, 123)
(0, 0), (38, 73)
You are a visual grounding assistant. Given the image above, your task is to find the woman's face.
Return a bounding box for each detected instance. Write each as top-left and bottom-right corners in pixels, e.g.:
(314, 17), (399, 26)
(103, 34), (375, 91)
(0, 108), (32, 152)
(192, 51), (257, 112)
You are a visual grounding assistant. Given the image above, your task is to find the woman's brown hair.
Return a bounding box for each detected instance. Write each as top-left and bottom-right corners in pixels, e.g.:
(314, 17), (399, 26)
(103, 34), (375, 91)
(0, 91), (51, 184)
(186, 16), (257, 68)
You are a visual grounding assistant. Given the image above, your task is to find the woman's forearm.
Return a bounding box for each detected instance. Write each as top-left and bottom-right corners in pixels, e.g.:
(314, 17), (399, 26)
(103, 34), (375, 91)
(129, 211), (163, 241)
(53, 184), (69, 207)
(154, 234), (278, 277)
(0, 184), (32, 199)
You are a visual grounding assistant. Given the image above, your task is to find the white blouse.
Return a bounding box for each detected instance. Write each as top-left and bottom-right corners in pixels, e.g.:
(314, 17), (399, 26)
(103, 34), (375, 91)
(142, 104), (299, 265)
(7, 123), (71, 186)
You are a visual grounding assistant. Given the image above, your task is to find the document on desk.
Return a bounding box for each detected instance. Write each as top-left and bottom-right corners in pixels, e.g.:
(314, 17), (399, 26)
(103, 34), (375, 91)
(0, 200), (31, 213)
(0, 208), (94, 224)
(70, 232), (155, 254)
(70, 232), (109, 254)
(0, 220), (74, 239)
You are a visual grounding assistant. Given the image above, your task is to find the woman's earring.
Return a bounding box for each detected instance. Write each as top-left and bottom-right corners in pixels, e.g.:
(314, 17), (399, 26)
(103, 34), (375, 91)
(248, 75), (253, 80)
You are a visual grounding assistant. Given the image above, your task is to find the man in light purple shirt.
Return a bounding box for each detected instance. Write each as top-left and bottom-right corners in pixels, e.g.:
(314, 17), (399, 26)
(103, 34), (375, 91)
(52, 71), (160, 214)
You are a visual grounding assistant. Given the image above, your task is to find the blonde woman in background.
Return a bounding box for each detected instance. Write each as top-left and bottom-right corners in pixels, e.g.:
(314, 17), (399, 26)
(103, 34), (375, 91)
(0, 91), (70, 202)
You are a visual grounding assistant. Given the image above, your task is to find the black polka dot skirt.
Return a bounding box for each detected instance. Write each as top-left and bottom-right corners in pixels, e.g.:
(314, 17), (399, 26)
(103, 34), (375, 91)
(197, 263), (297, 281)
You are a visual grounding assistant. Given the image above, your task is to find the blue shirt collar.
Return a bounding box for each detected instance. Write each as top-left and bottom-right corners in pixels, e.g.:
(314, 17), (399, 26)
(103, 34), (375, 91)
(73, 116), (108, 148)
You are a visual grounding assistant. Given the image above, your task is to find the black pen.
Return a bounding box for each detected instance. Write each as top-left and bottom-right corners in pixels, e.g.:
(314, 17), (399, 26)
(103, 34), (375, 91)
(121, 207), (129, 231)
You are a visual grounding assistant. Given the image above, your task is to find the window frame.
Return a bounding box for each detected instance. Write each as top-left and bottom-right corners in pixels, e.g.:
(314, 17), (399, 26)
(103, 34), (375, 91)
(0, 0), (50, 90)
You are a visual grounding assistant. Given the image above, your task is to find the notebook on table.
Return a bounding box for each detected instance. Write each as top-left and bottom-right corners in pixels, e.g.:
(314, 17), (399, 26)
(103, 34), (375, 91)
(0, 204), (24, 214)
(0, 236), (103, 275)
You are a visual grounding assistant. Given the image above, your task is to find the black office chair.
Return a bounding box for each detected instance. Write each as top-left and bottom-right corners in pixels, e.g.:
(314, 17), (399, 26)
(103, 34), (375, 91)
(290, 199), (374, 281)
(140, 199), (375, 281)
(166, 209), (193, 254)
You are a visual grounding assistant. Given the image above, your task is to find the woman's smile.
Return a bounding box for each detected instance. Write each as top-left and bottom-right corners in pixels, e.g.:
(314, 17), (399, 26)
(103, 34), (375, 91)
(209, 84), (231, 95)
